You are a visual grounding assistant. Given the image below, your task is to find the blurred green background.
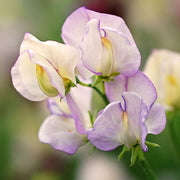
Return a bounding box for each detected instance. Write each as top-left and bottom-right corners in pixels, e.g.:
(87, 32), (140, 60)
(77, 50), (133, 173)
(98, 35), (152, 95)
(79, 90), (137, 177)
(0, 0), (180, 179)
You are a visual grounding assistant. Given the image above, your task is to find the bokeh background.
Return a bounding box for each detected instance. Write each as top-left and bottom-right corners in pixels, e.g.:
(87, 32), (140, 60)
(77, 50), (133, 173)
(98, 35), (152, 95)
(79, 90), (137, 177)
(1, 0), (180, 179)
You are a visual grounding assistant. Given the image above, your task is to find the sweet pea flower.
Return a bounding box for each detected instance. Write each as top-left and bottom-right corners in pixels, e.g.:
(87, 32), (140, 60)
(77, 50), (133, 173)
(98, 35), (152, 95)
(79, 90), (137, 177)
(11, 33), (79, 101)
(38, 84), (92, 154)
(87, 92), (166, 152)
(144, 49), (180, 110)
(105, 71), (157, 109)
(62, 7), (141, 78)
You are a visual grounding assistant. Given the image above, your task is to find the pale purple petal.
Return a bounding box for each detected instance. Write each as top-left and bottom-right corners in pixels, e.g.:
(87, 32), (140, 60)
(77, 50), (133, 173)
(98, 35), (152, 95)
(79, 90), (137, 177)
(38, 115), (85, 154)
(103, 28), (140, 76)
(62, 7), (136, 47)
(145, 103), (166, 135)
(11, 51), (47, 101)
(105, 71), (157, 109)
(66, 93), (87, 135)
(122, 92), (148, 150)
(87, 102), (124, 151)
(79, 19), (102, 75)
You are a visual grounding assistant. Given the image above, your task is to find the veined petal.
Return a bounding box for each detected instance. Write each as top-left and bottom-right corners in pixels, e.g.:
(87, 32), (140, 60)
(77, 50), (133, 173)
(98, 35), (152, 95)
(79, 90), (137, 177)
(145, 103), (166, 135)
(38, 115), (85, 154)
(79, 19), (102, 75)
(11, 51), (47, 101)
(28, 49), (65, 97)
(105, 71), (157, 109)
(20, 33), (79, 83)
(62, 7), (136, 47)
(103, 28), (140, 76)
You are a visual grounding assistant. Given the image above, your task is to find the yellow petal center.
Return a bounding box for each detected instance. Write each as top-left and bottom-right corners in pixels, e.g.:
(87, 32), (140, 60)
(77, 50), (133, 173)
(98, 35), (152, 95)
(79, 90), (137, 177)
(36, 64), (59, 97)
(100, 37), (114, 76)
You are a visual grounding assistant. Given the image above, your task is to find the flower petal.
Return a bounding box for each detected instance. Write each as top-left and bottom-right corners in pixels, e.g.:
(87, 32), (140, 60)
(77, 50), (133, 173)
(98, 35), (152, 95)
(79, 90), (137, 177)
(87, 102), (124, 151)
(47, 97), (71, 117)
(103, 28), (140, 76)
(66, 85), (92, 135)
(79, 19), (102, 75)
(62, 7), (137, 47)
(11, 51), (47, 101)
(105, 71), (157, 109)
(28, 49), (65, 97)
(145, 103), (166, 135)
(21, 33), (79, 83)
(38, 115), (85, 154)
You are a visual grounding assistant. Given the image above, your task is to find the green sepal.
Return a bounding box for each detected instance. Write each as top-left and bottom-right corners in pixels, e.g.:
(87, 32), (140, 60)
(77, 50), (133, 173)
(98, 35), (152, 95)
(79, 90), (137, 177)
(145, 141), (160, 148)
(118, 145), (130, 160)
(93, 75), (102, 86)
(130, 146), (138, 166)
(89, 145), (97, 155)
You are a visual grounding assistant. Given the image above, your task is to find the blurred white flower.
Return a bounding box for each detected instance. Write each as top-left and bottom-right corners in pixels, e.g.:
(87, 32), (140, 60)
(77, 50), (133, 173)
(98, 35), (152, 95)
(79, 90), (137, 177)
(144, 49), (180, 110)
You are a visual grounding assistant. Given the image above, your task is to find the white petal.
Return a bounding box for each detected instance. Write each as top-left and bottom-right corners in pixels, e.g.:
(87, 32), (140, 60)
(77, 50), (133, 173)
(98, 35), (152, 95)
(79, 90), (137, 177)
(39, 115), (85, 154)
(11, 51), (47, 101)
(80, 19), (102, 75)
(21, 33), (79, 83)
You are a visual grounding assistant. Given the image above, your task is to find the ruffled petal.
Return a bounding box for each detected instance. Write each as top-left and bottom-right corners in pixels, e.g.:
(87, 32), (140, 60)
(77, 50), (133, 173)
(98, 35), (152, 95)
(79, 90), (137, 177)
(28, 49), (65, 97)
(79, 19), (102, 75)
(105, 71), (157, 109)
(11, 51), (47, 101)
(87, 102), (124, 151)
(21, 33), (79, 83)
(103, 28), (140, 76)
(38, 115), (85, 154)
(62, 7), (137, 47)
(145, 103), (166, 135)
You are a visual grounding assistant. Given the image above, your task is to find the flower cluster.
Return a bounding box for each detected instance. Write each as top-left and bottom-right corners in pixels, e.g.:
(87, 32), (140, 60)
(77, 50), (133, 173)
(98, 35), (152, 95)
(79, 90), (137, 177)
(11, 7), (166, 157)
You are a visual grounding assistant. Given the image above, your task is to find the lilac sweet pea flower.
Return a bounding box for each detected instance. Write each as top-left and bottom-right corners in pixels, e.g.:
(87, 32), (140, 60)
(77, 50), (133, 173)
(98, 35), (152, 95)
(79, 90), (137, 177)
(38, 84), (92, 154)
(105, 71), (157, 109)
(62, 7), (141, 77)
(87, 92), (166, 152)
(11, 33), (79, 101)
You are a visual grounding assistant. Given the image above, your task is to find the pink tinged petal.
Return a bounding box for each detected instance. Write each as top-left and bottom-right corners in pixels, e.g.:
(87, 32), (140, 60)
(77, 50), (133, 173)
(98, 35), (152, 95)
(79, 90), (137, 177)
(61, 7), (90, 48)
(103, 28), (141, 76)
(38, 115), (85, 154)
(11, 51), (47, 101)
(105, 71), (157, 109)
(79, 19), (102, 75)
(62, 7), (137, 47)
(28, 49), (65, 97)
(87, 102), (125, 151)
(145, 103), (166, 135)
(21, 33), (79, 83)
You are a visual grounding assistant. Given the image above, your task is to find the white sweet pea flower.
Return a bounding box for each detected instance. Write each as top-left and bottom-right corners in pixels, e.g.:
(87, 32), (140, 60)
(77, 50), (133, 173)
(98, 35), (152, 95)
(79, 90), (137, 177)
(11, 33), (79, 101)
(144, 49), (180, 110)
(62, 7), (141, 78)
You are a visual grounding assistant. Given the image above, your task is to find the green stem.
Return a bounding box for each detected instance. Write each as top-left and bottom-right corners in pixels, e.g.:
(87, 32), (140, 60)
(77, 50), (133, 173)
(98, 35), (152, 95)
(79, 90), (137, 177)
(139, 158), (157, 180)
(76, 76), (109, 105)
(138, 146), (157, 180)
(167, 114), (180, 163)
